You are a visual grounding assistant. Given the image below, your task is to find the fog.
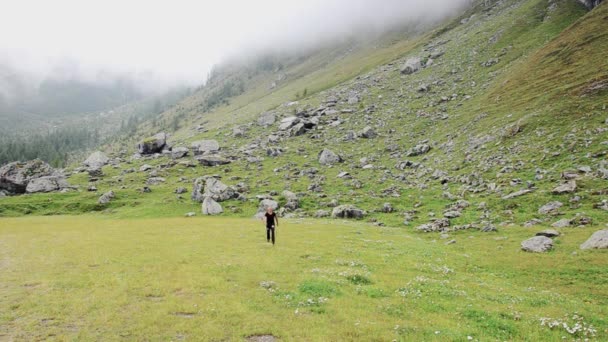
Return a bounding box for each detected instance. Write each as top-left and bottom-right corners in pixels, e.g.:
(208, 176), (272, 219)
(0, 0), (471, 94)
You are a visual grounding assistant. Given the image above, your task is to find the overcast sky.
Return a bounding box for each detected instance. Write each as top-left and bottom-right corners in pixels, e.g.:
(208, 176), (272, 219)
(0, 0), (470, 87)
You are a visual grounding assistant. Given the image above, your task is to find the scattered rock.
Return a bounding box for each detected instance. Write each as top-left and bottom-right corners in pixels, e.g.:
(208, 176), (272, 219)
(502, 189), (532, 200)
(258, 112), (276, 127)
(416, 218), (450, 232)
(146, 177), (166, 185)
(83, 151), (109, 174)
(315, 210), (330, 218)
(170, 147), (189, 159)
(318, 149), (343, 165)
(551, 218), (572, 228)
(196, 155), (231, 166)
(538, 201), (563, 215)
(406, 144), (431, 157)
(0, 159), (55, 194)
(139, 164), (153, 172)
(331, 205), (365, 219)
(185, 212), (196, 217)
(137, 132), (167, 155)
(191, 140), (220, 155)
(521, 236), (553, 253)
(98, 190), (115, 205)
(360, 126), (377, 139)
(25, 176), (69, 193)
(400, 57), (421, 75)
(552, 181), (577, 194)
(580, 230), (608, 250)
(202, 197), (223, 215)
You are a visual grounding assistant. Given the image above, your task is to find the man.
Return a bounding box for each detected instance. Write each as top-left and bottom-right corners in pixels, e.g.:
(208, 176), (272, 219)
(263, 207), (279, 245)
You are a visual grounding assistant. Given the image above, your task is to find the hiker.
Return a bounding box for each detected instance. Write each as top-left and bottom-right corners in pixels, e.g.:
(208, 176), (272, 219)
(262, 207), (279, 244)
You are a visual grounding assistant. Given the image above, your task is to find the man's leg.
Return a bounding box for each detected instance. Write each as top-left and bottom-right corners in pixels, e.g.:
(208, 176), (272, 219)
(266, 227), (270, 242)
(271, 227), (275, 245)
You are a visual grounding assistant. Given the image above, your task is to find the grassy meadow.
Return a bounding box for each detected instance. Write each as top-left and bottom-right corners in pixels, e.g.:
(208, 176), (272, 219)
(1, 216), (606, 341)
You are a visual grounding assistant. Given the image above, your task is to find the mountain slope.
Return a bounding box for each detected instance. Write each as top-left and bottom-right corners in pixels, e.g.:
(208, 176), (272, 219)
(1, 0), (607, 234)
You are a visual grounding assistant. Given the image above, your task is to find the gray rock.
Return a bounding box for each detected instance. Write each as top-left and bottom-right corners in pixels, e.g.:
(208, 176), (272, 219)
(406, 144), (431, 156)
(258, 112), (276, 127)
(170, 147), (189, 159)
(552, 218), (572, 228)
(580, 230), (608, 250)
(360, 126), (377, 139)
(521, 236), (553, 253)
(139, 164), (153, 172)
(185, 212), (196, 217)
(137, 133), (167, 154)
(536, 229), (560, 238)
(196, 155), (231, 166)
(318, 149), (343, 165)
(416, 218), (450, 232)
(191, 140), (220, 155)
(202, 197), (223, 215)
(282, 190), (299, 211)
(443, 211), (461, 218)
(175, 187), (187, 194)
(0, 159), (55, 194)
(400, 57), (421, 75)
(382, 203), (394, 213)
(83, 151), (109, 170)
(25, 176), (69, 193)
(290, 123), (307, 136)
(98, 190), (115, 205)
(331, 205), (365, 219)
(538, 201), (563, 215)
(146, 177), (166, 185)
(205, 178), (237, 202)
(552, 181), (577, 194)
(279, 116), (300, 130)
(315, 210), (330, 218)
(502, 189), (532, 200)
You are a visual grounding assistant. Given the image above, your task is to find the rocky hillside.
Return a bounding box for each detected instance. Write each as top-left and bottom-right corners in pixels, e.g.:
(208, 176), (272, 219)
(1, 0), (607, 238)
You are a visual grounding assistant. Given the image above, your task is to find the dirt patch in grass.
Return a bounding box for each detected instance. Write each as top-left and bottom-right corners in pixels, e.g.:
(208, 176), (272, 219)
(246, 335), (277, 342)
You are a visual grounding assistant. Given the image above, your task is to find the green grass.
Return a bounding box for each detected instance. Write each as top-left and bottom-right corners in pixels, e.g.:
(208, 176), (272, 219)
(1, 216), (607, 341)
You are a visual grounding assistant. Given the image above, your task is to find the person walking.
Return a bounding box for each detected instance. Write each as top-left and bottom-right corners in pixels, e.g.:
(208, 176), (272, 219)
(263, 207), (279, 245)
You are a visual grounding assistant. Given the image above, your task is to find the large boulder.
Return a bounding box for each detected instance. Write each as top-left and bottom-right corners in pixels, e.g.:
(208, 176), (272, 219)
(282, 190), (299, 211)
(25, 176), (69, 193)
(331, 205), (365, 219)
(0, 159), (55, 194)
(83, 151), (109, 171)
(580, 230), (608, 250)
(196, 155), (231, 166)
(137, 133), (167, 155)
(521, 236), (553, 253)
(400, 57), (422, 75)
(202, 197), (223, 215)
(360, 126), (377, 139)
(170, 147), (189, 159)
(278, 117), (299, 130)
(538, 201), (563, 215)
(552, 181), (577, 194)
(191, 140), (220, 155)
(318, 149), (343, 165)
(192, 177), (238, 203)
(258, 112), (276, 127)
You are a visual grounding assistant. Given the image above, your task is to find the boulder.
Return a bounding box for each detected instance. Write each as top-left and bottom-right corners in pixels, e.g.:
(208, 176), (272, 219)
(400, 57), (422, 75)
(98, 190), (115, 205)
(259, 199), (279, 211)
(192, 177), (238, 203)
(406, 144), (431, 156)
(25, 176), (69, 193)
(580, 230), (608, 250)
(202, 197), (223, 215)
(552, 181), (577, 194)
(502, 189), (532, 200)
(0, 159), (55, 194)
(191, 140), (220, 155)
(279, 116), (299, 130)
(521, 236), (553, 253)
(551, 218), (572, 228)
(331, 205), (365, 219)
(196, 155), (231, 166)
(315, 210), (330, 218)
(258, 112), (276, 127)
(137, 133), (167, 154)
(282, 190), (299, 211)
(360, 126), (377, 139)
(538, 201), (563, 215)
(146, 177), (166, 185)
(416, 218), (450, 232)
(318, 149), (343, 165)
(290, 123), (307, 136)
(170, 147), (189, 159)
(83, 151), (109, 171)
(140, 164), (153, 172)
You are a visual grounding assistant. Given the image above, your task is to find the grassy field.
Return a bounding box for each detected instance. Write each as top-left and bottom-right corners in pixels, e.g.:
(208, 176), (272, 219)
(1, 216), (606, 341)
